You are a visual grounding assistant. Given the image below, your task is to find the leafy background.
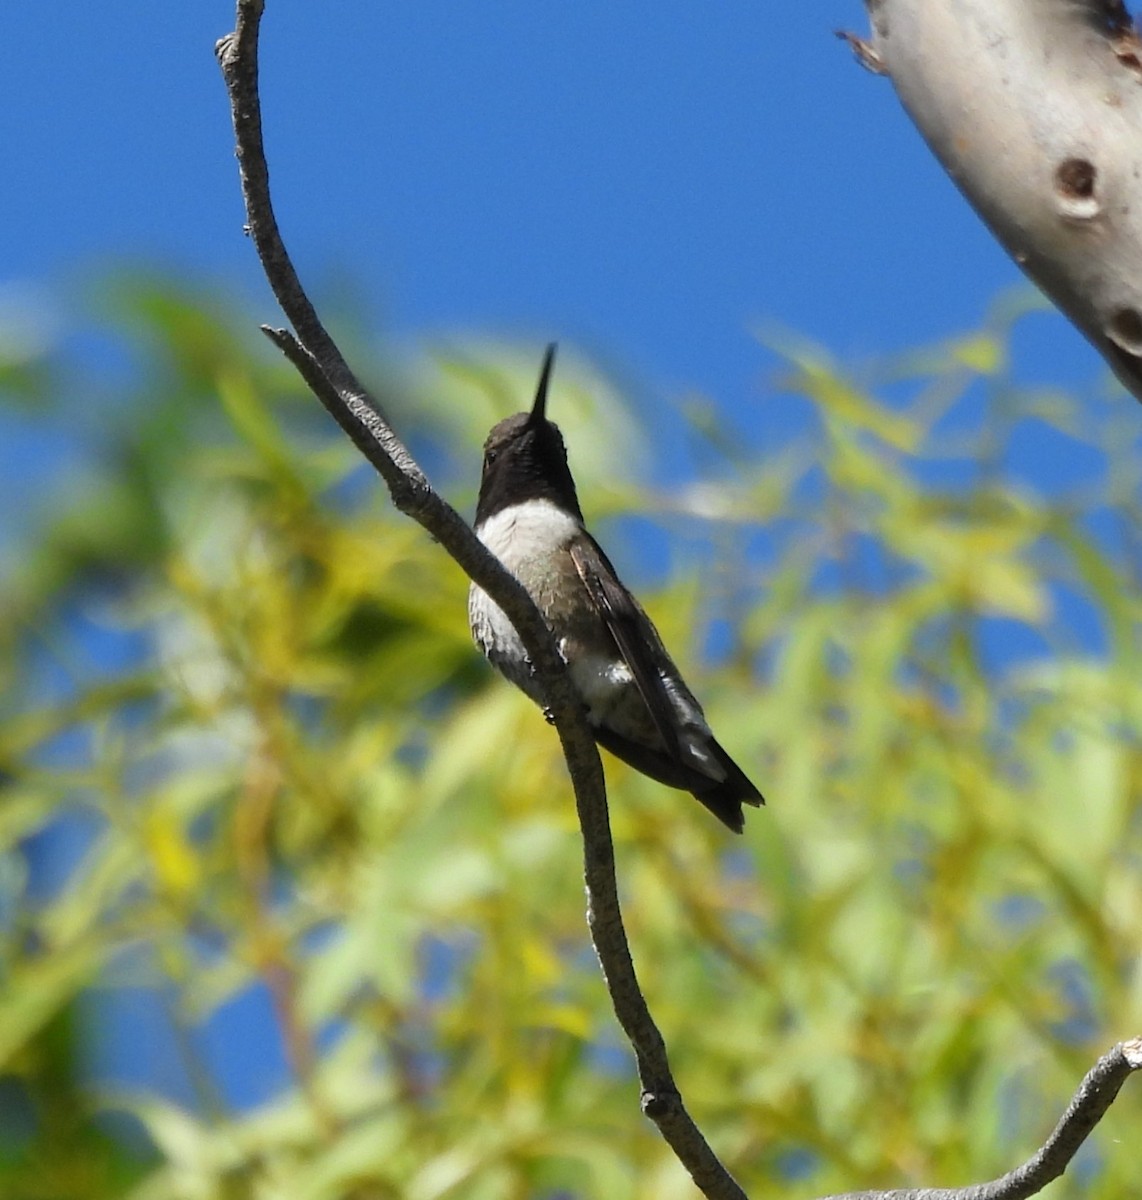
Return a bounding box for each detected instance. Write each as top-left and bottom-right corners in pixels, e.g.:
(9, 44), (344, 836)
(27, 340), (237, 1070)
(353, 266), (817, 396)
(2, 275), (1141, 1199)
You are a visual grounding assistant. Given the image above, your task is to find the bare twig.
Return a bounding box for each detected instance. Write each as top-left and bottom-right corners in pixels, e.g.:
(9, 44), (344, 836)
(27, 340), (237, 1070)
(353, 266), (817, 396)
(216, 6), (1142, 1198)
(215, 3), (746, 1196)
(819, 1040), (1142, 1200)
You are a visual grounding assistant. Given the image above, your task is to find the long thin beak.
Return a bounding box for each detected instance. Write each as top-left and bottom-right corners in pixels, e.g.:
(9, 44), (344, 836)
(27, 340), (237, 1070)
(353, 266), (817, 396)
(529, 343), (557, 425)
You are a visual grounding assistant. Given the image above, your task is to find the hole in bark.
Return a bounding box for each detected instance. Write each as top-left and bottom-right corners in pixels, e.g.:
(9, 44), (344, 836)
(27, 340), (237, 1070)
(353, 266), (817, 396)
(1107, 308), (1142, 357)
(1055, 159), (1099, 220)
(1057, 159), (1095, 198)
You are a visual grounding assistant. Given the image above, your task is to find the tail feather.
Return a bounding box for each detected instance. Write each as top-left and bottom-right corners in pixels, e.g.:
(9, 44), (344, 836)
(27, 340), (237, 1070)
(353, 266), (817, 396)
(690, 739), (765, 834)
(592, 727), (764, 834)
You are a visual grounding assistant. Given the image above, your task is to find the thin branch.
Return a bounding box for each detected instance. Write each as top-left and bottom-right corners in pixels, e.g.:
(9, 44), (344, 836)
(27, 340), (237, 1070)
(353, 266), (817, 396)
(819, 1039), (1142, 1200)
(215, 3), (746, 1196)
(216, 7), (1142, 1198)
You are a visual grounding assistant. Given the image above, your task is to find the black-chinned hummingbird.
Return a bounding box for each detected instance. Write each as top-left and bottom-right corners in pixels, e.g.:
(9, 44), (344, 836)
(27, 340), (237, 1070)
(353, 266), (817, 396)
(468, 345), (764, 833)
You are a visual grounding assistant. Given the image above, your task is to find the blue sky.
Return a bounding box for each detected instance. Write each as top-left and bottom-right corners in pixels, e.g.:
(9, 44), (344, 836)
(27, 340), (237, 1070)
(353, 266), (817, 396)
(4, 0), (1111, 450)
(4, 3), (1135, 1117)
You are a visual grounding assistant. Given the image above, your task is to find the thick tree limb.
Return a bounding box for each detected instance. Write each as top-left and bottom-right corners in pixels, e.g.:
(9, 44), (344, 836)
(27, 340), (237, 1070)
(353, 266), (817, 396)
(215, 3), (746, 1197)
(847, 0), (1142, 402)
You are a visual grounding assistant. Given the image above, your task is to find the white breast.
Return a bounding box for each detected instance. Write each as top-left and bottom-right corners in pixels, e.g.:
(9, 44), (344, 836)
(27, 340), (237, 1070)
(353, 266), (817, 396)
(475, 499), (581, 571)
(469, 499), (584, 702)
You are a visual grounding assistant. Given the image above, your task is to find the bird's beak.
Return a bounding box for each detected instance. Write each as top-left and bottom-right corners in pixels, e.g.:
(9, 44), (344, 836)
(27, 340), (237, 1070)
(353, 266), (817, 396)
(529, 343), (557, 426)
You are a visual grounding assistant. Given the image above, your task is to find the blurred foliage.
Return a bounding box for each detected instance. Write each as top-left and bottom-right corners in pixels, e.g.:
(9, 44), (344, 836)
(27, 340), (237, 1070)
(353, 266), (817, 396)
(2, 273), (1142, 1200)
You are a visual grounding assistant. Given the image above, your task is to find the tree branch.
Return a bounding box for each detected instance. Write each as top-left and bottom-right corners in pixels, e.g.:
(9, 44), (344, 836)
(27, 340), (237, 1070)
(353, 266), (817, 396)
(217, 5), (1142, 1197)
(844, 0), (1142, 403)
(215, 3), (746, 1196)
(818, 1040), (1142, 1200)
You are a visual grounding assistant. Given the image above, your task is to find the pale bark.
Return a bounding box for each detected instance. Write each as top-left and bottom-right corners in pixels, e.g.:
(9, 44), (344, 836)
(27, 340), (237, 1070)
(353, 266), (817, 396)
(849, 0), (1142, 401)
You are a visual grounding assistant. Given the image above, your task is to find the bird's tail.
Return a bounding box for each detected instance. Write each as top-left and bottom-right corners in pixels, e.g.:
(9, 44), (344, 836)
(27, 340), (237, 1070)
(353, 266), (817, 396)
(690, 740), (765, 834)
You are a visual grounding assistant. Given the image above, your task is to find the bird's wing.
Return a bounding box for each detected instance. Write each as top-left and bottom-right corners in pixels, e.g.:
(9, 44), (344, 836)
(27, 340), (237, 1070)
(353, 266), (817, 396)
(569, 536), (683, 760)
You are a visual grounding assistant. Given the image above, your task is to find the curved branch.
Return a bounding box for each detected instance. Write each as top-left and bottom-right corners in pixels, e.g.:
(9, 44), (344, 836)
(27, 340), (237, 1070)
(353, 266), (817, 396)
(217, 7), (1142, 1198)
(846, 0), (1142, 402)
(214, 3), (745, 1196)
(819, 1039), (1142, 1200)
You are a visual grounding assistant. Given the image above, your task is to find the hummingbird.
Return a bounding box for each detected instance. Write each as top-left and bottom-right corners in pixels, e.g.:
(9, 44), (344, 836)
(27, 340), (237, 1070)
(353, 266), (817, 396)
(468, 345), (764, 833)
